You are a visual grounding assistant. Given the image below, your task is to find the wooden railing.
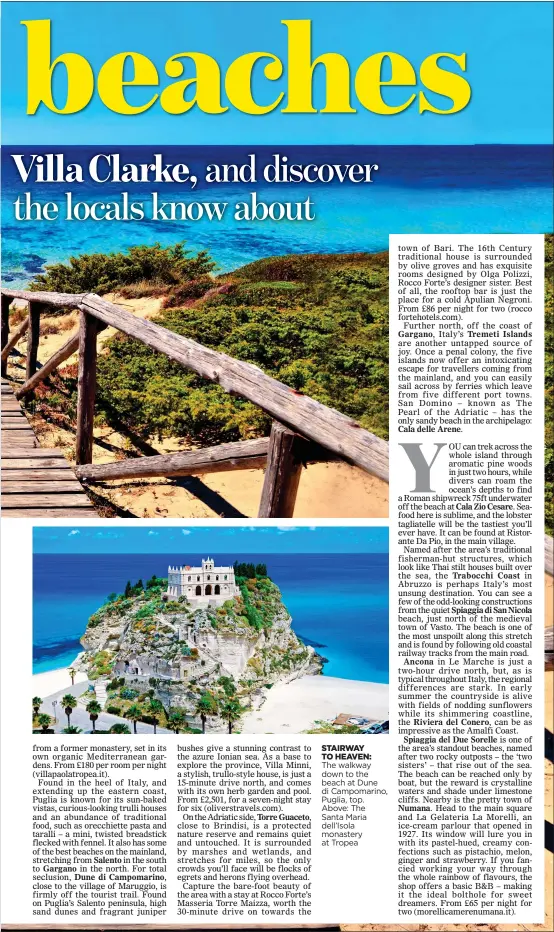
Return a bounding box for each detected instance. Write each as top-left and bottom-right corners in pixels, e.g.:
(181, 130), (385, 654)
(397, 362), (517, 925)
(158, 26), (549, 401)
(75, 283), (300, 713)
(1, 288), (389, 517)
(2, 289), (554, 575)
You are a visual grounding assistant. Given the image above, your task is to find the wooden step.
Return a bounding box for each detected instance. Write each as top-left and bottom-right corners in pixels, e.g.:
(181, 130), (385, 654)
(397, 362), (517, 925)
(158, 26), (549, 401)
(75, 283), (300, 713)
(1, 381), (96, 517)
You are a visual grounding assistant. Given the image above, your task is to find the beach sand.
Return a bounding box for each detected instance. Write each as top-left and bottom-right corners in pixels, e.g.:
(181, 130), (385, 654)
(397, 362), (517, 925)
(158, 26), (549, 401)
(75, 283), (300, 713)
(241, 674), (389, 734)
(32, 662), (87, 698)
(7, 295), (389, 520)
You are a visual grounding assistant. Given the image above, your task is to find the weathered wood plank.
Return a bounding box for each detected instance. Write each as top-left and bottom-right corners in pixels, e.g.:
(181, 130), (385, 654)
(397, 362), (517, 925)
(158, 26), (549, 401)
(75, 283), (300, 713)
(1, 447), (65, 459)
(15, 330), (79, 399)
(1, 315), (29, 364)
(0, 288), (84, 307)
(2, 481), (85, 493)
(81, 293), (389, 480)
(75, 438), (270, 481)
(1, 469), (77, 481)
(75, 310), (100, 465)
(2, 420), (38, 430)
(1, 296), (11, 377)
(1, 381), (96, 516)
(2, 493), (95, 507)
(26, 301), (43, 382)
(1, 434), (38, 446)
(258, 422), (302, 518)
(1, 507), (97, 517)
(73, 435), (342, 482)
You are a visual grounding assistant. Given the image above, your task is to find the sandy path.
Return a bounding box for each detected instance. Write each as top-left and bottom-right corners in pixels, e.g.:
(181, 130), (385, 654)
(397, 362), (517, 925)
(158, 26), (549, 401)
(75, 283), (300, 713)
(241, 675), (389, 734)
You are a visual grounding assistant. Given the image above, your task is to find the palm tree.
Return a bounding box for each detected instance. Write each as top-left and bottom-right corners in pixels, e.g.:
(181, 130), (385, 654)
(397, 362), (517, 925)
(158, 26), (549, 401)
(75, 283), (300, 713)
(126, 703), (142, 734)
(37, 713), (51, 733)
(167, 709), (187, 733)
(195, 691), (218, 734)
(220, 697), (243, 734)
(149, 699), (164, 734)
(86, 699), (102, 733)
(62, 694), (77, 729)
(32, 697), (42, 717)
(62, 725), (82, 733)
(110, 723), (131, 734)
(68, 667), (76, 686)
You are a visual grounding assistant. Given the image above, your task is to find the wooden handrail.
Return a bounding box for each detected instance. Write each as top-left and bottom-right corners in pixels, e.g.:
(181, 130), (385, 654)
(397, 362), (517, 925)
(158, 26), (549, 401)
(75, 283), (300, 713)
(79, 293), (390, 480)
(1, 288), (85, 306)
(75, 438), (271, 481)
(4, 289), (552, 540)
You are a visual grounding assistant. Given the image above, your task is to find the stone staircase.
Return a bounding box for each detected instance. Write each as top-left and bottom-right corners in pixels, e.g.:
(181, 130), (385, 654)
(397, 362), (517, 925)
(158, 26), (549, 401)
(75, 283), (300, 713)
(77, 677), (109, 708)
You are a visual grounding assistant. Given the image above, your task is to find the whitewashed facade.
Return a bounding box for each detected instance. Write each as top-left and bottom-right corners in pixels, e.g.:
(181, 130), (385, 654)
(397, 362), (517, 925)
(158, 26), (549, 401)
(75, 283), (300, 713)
(167, 557), (240, 605)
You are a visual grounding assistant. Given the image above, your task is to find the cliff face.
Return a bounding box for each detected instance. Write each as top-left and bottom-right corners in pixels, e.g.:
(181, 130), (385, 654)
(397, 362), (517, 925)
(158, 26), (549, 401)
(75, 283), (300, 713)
(79, 575), (322, 730)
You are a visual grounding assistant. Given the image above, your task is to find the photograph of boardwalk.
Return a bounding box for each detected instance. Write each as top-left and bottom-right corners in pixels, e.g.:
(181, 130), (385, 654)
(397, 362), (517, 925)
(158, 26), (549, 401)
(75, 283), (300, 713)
(32, 525), (389, 736)
(2, 145), (552, 520)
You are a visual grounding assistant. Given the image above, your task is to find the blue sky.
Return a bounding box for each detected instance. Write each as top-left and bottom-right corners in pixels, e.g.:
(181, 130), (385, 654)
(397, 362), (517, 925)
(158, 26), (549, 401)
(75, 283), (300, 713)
(2, 2), (552, 145)
(33, 525), (389, 555)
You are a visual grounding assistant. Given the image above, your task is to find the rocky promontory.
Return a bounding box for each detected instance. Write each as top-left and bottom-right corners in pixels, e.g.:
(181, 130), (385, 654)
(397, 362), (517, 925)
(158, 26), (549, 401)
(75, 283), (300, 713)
(77, 572), (322, 733)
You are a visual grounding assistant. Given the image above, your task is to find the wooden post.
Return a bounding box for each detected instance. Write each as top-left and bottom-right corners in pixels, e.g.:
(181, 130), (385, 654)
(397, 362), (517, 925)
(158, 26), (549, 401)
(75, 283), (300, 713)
(1, 295), (11, 377)
(25, 300), (42, 382)
(75, 309), (99, 465)
(1, 316), (29, 366)
(258, 421), (303, 518)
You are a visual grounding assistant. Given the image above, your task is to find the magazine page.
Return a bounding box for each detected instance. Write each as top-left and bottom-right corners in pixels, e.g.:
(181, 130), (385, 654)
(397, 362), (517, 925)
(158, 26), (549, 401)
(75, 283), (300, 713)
(0, 1), (552, 931)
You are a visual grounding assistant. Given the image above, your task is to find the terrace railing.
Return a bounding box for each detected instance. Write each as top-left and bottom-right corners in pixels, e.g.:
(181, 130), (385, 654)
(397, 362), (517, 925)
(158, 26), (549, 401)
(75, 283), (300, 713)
(1, 288), (389, 517)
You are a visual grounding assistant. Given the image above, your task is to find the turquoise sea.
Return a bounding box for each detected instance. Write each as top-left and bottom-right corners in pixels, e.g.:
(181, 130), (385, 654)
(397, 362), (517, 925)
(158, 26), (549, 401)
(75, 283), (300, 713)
(32, 552), (389, 684)
(3, 144), (552, 286)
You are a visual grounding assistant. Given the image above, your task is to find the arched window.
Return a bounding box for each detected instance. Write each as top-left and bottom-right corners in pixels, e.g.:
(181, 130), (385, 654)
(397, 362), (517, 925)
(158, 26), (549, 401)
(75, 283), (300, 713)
(214, 585), (220, 595)
(195, 585), (202, 596)
(205, 584), (212, 595)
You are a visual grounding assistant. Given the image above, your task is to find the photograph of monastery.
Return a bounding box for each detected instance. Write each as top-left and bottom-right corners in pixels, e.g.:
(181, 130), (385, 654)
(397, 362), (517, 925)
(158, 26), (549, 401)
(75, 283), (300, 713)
(32, 525), (389, 736)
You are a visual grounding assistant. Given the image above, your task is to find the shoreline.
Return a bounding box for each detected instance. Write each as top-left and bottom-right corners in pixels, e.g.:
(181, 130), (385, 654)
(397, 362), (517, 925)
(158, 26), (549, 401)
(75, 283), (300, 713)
(241, 673), (389, 734)
(32, 654), (87, 697)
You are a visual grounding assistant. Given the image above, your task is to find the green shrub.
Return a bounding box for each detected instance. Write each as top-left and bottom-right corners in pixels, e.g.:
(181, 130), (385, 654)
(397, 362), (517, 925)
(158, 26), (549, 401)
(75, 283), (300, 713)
(29, 243), (216, 297)
(163, 276), (215, 307)
(120, 687), (139, 700)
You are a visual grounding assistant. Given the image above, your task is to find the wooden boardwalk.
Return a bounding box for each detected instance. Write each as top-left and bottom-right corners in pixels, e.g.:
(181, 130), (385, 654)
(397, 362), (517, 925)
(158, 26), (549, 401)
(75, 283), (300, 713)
(1, 379), (96, 517)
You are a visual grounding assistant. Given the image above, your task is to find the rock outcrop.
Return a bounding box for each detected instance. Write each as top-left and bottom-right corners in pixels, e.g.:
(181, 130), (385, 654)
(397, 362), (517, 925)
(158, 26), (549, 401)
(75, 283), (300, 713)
(78, 574), (322, 732)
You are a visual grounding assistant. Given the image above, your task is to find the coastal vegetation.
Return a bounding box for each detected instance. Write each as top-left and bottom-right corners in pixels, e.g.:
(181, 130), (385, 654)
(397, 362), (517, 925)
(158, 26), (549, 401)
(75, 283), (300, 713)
(29, 243), (216, 297)
(23, 237), (553, 528)
(28, 242), (389, 446)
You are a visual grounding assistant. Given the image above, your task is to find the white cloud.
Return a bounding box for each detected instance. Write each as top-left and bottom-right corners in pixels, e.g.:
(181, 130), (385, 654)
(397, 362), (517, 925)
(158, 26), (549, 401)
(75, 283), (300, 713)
(68, 530), (80, 537)
(181, 529), (192, 536)
(148, 530), (159, 536)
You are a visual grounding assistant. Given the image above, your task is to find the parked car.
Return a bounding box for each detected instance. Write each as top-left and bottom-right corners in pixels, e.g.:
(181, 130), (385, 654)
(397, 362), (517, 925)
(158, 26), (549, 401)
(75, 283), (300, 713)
(361, 720), (389, 734)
